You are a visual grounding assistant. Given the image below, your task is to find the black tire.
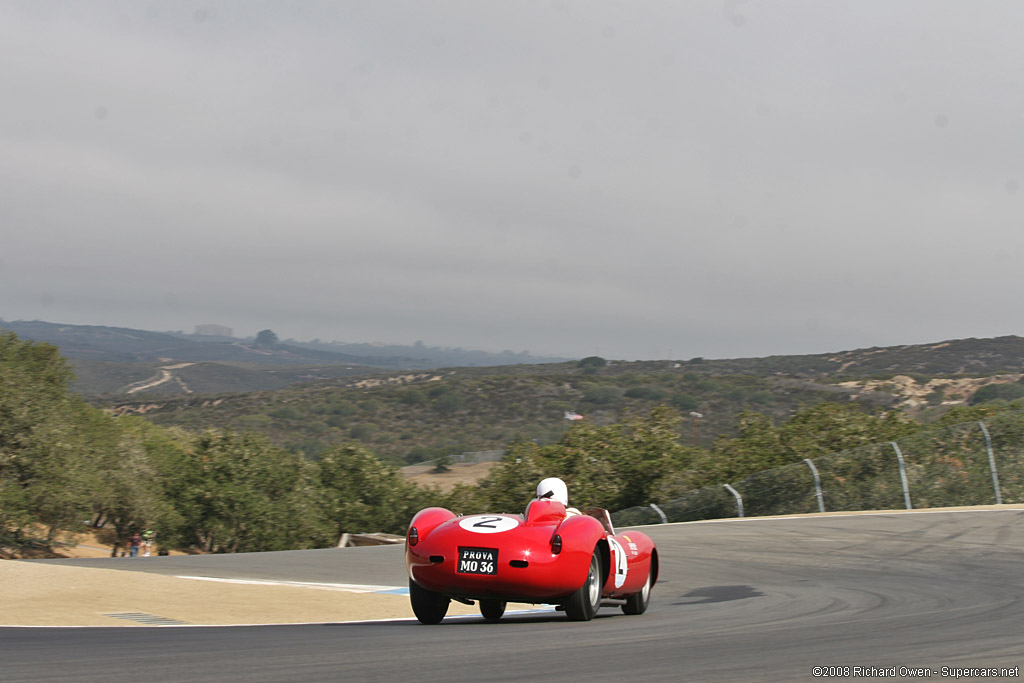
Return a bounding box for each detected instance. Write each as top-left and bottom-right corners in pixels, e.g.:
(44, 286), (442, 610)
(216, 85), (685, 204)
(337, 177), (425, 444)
(563, 551), (602, 621)
(622, 563), (653, 615)
(479, 599), (506, 622)
(409, 578), (450, 625)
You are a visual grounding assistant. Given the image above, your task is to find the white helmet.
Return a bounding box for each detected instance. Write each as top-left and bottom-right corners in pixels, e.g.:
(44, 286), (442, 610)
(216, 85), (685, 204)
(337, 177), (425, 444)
(536, 477), (569, 506)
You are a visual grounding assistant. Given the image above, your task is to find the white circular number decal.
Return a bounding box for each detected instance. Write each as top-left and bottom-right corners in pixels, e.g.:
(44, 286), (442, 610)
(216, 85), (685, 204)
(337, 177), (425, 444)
(458, 515), (520, 534)
(607, 537), (629, 588)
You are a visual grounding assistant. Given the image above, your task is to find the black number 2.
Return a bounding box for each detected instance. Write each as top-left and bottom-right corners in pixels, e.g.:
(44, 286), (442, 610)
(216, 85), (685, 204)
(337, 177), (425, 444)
(472, 516), (502, 529)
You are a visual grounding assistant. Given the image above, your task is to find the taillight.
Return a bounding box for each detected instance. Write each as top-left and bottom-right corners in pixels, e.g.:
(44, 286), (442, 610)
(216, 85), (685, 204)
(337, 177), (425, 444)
(551, 534), (562, 555)
(408, 527), (419, 546)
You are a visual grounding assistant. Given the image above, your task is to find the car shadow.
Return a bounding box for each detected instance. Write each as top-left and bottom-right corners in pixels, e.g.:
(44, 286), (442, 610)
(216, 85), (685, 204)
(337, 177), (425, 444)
(324, 608), (623, 628)
(441, 608), (609, 626)
(672, 585), (763, 605)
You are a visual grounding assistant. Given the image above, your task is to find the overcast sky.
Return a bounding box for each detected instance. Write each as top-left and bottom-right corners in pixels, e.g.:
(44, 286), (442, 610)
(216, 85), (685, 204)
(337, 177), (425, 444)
(3, 1), (1023, 360)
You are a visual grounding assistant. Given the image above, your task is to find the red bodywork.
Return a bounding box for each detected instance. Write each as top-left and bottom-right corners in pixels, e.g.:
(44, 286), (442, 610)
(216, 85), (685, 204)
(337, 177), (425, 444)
(406, 499), (657, 604)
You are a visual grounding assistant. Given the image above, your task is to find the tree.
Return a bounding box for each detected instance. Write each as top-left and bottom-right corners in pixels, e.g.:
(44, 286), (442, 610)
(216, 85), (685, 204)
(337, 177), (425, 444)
(0, 332), (97, 545)
(670, 393), (700, 410)
(254, 329), (279, 348)
(400, 389), (427, 406)
(477, 441), (547, 514)
(92, 417), (189, 551)
(935, 402), (1020, 426)
(433, 393), (465, 414)
(969, 383), (1024, 405)
(701, 403), (921, 484)
(476, 407), (699, 512)
(577, 356), (607, 374)
(177, 431), (331, 553)
(581, 384), (624, 406)
(16, 399), (108, 543)
(316, 443), (437, 536)
(624, 386), (667, 401)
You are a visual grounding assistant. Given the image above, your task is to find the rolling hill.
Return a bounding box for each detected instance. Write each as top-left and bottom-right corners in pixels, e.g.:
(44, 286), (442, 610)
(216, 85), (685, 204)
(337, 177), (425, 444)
(103, 335), (1024, 464)
(9, 318), (1024, 465)
(0, 319), (569, 396)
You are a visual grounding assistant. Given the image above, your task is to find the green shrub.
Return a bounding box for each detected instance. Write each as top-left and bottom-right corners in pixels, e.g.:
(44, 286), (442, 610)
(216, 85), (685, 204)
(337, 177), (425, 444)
(970, 383), (1024, 405)
(433, 393), (465, 414)
(269, 406), (302, 420)
(582, 385), (624, 405)
(625, 386), (667, 401)
(349, 423), (375, 440)
(400, 390), (427, 406)
(671, 393), (700, 410)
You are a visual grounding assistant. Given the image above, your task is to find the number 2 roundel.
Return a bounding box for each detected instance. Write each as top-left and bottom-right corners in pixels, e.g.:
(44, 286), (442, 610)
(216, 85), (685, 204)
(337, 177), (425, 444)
(458, 515), (520, 534)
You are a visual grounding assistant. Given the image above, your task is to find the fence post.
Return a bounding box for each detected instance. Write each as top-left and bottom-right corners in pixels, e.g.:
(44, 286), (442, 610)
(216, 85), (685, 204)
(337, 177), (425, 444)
(890, 441), (913, 510)
(978, 421), (1003, 505)
(804, 458), (826, 514)
(649, 503), (668, 524)
(723, 484), (744, 518)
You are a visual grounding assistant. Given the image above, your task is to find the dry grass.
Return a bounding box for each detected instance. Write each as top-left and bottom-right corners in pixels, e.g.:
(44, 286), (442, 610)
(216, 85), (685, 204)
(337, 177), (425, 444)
(401, 461), (499, 492)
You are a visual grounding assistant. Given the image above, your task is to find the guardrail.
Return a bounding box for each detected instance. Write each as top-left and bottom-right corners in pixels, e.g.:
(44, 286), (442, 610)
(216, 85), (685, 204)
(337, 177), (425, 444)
(611, 411), (1024, 527)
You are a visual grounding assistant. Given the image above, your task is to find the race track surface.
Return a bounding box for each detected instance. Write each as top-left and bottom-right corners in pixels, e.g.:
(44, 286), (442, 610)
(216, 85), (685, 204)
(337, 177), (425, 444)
(4, 510), (1024, 682)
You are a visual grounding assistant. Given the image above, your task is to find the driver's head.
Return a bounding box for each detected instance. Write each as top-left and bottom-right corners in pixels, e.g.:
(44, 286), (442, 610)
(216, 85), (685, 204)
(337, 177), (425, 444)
(536, 477), (569, 506)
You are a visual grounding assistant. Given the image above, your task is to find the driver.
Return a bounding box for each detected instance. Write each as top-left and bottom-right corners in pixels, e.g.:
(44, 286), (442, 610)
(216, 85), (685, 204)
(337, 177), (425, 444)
(535, 477), (581, 517)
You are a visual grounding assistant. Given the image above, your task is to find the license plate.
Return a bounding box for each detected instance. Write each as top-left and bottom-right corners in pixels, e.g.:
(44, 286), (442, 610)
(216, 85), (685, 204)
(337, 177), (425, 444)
(457, 547), (498, 575)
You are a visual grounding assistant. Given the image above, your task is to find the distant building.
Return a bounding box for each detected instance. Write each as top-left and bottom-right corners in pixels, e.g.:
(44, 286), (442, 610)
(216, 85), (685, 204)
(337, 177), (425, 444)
(195, 324), (233, 337)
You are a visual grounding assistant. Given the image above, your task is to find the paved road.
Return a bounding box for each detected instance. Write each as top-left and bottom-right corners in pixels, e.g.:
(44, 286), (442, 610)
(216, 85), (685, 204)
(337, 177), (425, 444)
(5, 510), (1024, 682)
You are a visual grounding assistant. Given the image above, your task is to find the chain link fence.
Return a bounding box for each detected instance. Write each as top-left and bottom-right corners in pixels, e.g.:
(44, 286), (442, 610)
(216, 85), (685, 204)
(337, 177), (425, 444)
(611, 411), (1024, 528)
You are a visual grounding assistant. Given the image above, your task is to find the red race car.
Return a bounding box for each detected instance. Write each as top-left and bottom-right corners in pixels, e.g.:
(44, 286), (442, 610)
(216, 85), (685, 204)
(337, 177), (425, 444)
(405, 499), (658, 624)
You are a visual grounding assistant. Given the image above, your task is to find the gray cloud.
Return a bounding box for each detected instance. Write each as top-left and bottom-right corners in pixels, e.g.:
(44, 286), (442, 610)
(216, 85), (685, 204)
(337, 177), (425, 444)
(3, 1), (1024, 359)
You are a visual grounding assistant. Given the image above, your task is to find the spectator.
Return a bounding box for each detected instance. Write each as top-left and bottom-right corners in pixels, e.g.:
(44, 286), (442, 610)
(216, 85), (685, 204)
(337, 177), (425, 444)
(128, 532), (142, 558)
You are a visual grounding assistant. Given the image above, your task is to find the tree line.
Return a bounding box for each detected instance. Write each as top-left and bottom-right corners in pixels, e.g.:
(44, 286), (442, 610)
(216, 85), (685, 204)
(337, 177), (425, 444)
(3, 331), (1018, 555)
(0, 332), (439, 553)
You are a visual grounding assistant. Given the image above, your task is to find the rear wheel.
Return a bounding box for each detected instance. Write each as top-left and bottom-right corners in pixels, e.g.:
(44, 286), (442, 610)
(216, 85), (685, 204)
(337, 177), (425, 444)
(409, 578), (450, 624)
(479, 599), (506, 622)
(563, 551), (602, 621)
(622, 563), (653, 615)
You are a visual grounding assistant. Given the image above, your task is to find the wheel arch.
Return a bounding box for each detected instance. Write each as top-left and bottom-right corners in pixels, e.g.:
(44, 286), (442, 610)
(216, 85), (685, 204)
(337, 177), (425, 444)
(596, 538), (611, 587)
(408, 507), (456, 542)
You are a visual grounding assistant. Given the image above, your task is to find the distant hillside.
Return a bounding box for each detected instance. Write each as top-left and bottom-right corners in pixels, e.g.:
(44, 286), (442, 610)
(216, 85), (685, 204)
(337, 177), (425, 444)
(0, 320), (405, 366)
(107, 364), (891, 464)
(629, 336), (1024, 378)
(103, 334), (1024, 464)
(280, 338), (569, 367)
(69, 359), (374, 396)
(0, 319), (573, 395)
(12, 318), (1024, 464)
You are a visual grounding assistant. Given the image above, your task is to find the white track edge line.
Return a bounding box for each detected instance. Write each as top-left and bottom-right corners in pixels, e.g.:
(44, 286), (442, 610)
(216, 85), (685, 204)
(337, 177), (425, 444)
(0, 608), (556, 629)
(174, 576), (405, 592)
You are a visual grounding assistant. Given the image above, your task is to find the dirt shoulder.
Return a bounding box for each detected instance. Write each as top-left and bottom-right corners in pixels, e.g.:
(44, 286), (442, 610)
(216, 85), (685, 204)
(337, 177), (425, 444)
(0, 560), (488, 626)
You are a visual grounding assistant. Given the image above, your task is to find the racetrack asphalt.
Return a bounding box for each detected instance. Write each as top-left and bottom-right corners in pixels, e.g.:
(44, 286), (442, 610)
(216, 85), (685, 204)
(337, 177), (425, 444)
(3, 509), (1024, 682)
